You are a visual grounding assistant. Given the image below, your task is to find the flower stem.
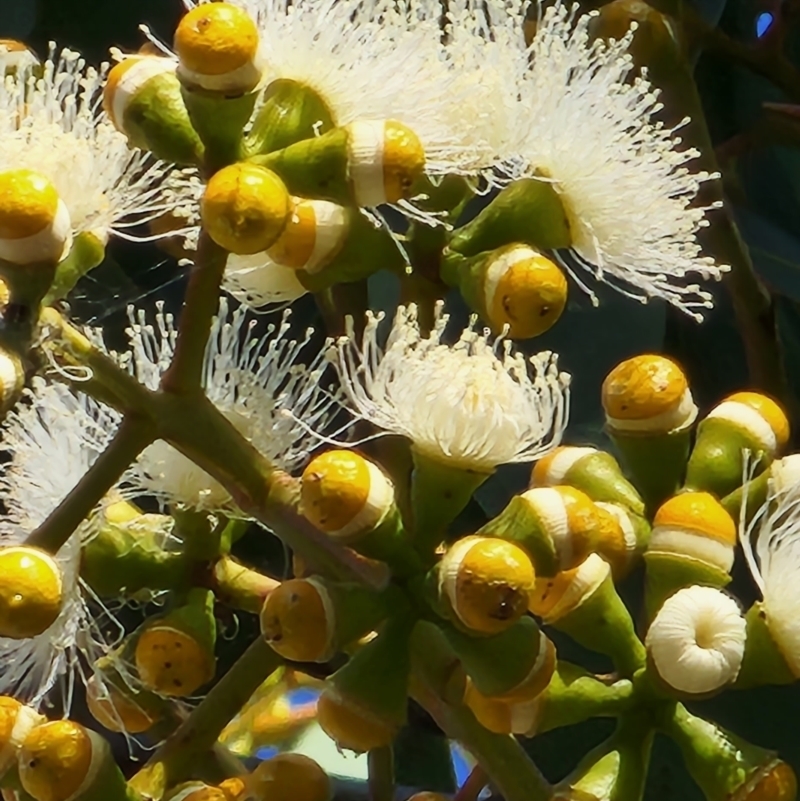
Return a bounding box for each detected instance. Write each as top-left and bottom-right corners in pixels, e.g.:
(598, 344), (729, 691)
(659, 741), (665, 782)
(129, 637), (282, 800)
(368, 747), (395, 801)
(160, 232), (228, 394)
(454, 765), (487, 801)
(25, 414), (155, 554)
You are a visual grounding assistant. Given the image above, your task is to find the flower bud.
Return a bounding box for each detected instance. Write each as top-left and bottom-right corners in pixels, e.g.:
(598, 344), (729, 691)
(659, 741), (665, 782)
(300, 449), (394, 539)
(317, 616), (413, 752)
(218, 778), (247, 801)
(0, 698), (44, 779)
(259, 577), (389, 663)
(85, 674), (159, 735)
(462, 679), (541, 736)
(645, 585), (746, 696)
(602, 354), (697, 513)
(202, 163), (290, 254)
(166, 783), (227, 801)
(246, 754), (331, 801)
(685, 391), (790, 498)
(18, 721), (128, 801)
(0, 546), (63, 639)
(174, 3), (263, 94)
(479, 486), (611, 576)
(103, 56), (203, 165)
(0, 347), (24, 416)
(645, 492), (737, 617)
(531, 445), (644, 516)
(445, 244), (568, 339)
(592, 501), (647, 580)
(347, 120), (425, 206)
(438, 536), (536, 635)
(134, 589), (216, 697)
(267, 199), (348, 274)
(0, 170), (71, 265)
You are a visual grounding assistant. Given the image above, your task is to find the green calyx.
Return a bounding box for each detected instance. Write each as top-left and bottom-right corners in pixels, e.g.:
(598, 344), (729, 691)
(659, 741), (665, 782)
(684, 418), (771, 498)
(550, 570), (646, 678)
(734, 602), (795, 689)
(448, 178), (571, 257)
(441, 616), (546, 700)
(243, 79), (335, 157)
(561, 450), (646, 516)
(44, 231), (106, 305)
(252, 126), (352, 205)
(607, 421), (695, 516)
(721, 468), (771, 526)
(67, 731), (130, 801)
(665, 704), (778, 801)
(410, 449), (492, 558)
(212, 555), (277, 615)
(476, 493), (559, 577)
(643, 550), (731, 622)
(122, 70), (204, 166)
(156, 587), (218, 656)
(80, 511), (193, 598)
(328, 613), (415, 731)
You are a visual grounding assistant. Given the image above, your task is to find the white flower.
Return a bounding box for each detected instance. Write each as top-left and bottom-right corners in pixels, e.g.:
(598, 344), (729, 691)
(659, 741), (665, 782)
(328, 302), (570, 471)
(0, 46), (197, 245)
(645, 585), (746, 694)
(120, 298), (342, 509)
(514, 4), (728, 319)
(741, 468), (800, 676)
(0, 379), (125, 710)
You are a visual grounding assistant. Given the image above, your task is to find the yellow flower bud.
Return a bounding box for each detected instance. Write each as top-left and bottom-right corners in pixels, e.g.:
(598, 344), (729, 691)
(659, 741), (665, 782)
(174, 3), (263, 93)
(0, 697), (44, 778)
(134, 625), (214, 697)
(0, 546), (63, 639)
(602, 354), (696, 432)
(218, 777), (247, 801)
(707, 391), (790, 455)
(463, 679), (541, 735)
(0, 170), (71, 265)
(0, 347), (24, 414)
(347, 120), (425, 206)
(267, 199), (348, 274)
(529, 553), (609, 623)
(18, 721), (95, 801)
(440, 536), (536, 634)
(260, 578), (333, 662)
(649, 492), (737, 574)
(732, 761), (798, 801)
(247, 753), (331, 801)
(202, 163), (290, 255)
(592, 501), (638, 580)
(484, 245), (567, 339)
(300, 449), (394, 539)
(103, 56), (173, 131)
(85, 675), (158, 735)
(316, 687), (395, 752)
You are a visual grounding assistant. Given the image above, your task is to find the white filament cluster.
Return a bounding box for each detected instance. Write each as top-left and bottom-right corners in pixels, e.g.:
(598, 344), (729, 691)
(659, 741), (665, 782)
(119, 298), (343, 509)
(0, 45), (197, 244)
(328, 302), (571, 471)
(0, 379), (125, 711)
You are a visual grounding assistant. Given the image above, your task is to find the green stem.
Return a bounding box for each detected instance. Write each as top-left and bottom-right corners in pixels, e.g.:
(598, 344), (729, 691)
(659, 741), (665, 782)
(25, 415), (155, 554)
(160, 232), (228, 394)
(410, 623), (551, 801)
(368, 747), (395, 801)
(129, 638), (282, 800)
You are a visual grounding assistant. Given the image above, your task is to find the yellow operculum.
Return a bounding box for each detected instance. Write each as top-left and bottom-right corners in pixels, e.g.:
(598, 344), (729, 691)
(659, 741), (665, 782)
(134, 625), (214, 697)
(653, 492), (736, 545)
(725, 391), (790, 449)
(85, 675), (157, 734)
(316, 687), (395, 753)
(602, 354), (688, 420)
(247, 753), (331, 801)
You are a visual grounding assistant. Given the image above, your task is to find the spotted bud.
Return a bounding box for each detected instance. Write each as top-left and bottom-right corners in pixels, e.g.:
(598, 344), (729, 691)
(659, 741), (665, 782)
(18, 721), (128, 801)
(438, 536), (536, 635)
(0, 546), (63, 639)
(134, 588), (216, 697)
(246, 754), (331, 801)
(478, 486), (609, 576)
(85, 675), (159, 735)
(103, 56), (203, 165)
(202, 163), (290, 255)
(0, 170), (71, 265)
(174, 3), (263, 94)
(0, 698), (44, 779)
(685, 391), (790, 498)
(531, 446), (644, 516)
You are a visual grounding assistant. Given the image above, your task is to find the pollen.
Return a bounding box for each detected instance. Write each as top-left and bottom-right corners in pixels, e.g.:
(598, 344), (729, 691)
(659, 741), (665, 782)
(202, 163), (290, 255)
(259, 579), (332, 662)
(175, 3), (259, 77)
(18, 721), (92, 801)
(602, 354), (688, 420)
(485, 246), (568, 339)
(0, 546), (63, 640)
(300, 450), (371, 533)
(134, 625), (214, 697)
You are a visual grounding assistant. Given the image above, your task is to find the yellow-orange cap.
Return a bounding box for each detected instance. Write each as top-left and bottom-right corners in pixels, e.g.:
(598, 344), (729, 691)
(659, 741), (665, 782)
(135, 625), (214, 697)
(653, 492), (737, 545)
(316, 688), (395, 752)
(0, 546), (63, 639)
(602, 354), (689, 421)
(247, 753), (331, 801)
(724, 391), (790, 449)
(732, 761), (798, 801)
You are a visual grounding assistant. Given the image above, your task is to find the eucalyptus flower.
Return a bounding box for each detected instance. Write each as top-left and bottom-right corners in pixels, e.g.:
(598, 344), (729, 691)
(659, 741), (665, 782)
(329, 302), (570, 472)
(0, 45), (196, 246)
(515, 3), (728, 318)
(0, 379), (126, 711)
(120, 298), (342, 509)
